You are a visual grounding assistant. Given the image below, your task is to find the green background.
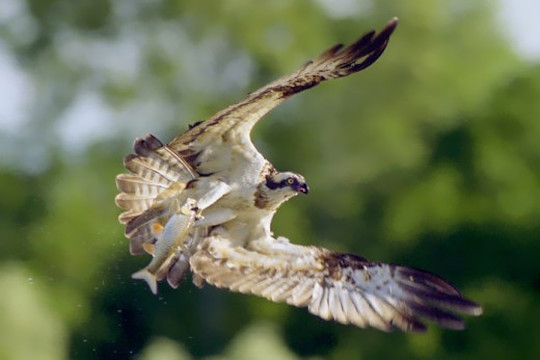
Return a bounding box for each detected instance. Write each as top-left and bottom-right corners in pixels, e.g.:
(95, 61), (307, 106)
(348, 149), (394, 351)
(1, 0), (538, 359)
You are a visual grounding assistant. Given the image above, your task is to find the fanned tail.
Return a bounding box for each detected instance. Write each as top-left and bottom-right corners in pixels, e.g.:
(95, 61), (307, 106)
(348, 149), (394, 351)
(115, 134), (198, 254)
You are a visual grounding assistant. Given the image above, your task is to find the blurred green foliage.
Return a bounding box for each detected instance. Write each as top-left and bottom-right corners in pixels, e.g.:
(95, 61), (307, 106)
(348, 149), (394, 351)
(1, 0), (539, 359)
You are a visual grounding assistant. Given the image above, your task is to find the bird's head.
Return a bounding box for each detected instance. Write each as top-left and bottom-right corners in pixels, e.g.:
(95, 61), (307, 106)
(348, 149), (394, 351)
(255, 171), (309, 210)
(265, 171), (309, 194)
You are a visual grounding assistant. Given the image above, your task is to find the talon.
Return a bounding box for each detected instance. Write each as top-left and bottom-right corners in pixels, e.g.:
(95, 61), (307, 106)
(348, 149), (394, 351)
(179, 198), (198, 215)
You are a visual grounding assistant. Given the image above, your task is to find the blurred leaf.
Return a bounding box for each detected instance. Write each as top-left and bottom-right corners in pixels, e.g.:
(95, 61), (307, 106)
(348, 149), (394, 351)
(0, 262), (67, 360)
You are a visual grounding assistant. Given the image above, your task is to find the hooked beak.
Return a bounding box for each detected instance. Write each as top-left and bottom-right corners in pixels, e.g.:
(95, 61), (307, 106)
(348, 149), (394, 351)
(296, 182), (309, 194)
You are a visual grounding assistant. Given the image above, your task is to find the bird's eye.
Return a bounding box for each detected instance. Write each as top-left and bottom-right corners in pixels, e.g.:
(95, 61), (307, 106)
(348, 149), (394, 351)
(286, 178), (295, 185)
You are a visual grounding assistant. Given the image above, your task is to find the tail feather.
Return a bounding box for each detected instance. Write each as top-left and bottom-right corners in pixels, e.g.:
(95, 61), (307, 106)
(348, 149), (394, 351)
(126, 222), (158, 255)
(125, 206), (168, 235)
(124, 135), (197, 185)
(132, 268), (158, 295)
(116, 174), (168, 198)
(166, 227), (206, 288)
(118, 210), (140, 225)
(115, 134), (198, 255)
(114, 192), (156, 212)
(124, 154), (179, 185)
(166, 253), (190, 289)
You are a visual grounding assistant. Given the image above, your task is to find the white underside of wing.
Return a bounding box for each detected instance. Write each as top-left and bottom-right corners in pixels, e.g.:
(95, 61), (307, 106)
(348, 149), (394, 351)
(190, 233), (481, 332)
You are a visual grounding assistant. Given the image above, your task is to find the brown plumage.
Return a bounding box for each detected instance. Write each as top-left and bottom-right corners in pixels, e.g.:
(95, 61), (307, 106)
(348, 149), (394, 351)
(115, 18), (483, 332)
(115, 134), (198, 255)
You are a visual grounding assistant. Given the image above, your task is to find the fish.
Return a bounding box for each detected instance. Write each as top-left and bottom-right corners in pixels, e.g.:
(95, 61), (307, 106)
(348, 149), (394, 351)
(131, 198), (198, 294)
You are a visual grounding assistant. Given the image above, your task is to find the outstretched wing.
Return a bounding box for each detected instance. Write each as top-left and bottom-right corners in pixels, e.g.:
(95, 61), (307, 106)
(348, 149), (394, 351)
(115, 134), (198, 255)
(190, 235), (482, 332)
(168, 18), (398, 162)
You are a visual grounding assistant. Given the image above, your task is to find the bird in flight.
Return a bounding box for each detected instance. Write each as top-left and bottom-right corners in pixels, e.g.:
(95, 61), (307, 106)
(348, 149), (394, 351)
(115, 17), (483, 332)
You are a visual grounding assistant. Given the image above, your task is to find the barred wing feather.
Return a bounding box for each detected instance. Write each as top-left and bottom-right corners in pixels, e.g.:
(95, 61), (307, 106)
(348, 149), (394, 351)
(167, 18), (399, 162)
(115, 134), (198, 254)
(190, 236), (482, 332)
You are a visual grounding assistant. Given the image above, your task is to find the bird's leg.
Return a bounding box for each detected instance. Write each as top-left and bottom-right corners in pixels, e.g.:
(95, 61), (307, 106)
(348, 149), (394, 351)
(195, 180), (231, 210)
(194, 208), (236, 227)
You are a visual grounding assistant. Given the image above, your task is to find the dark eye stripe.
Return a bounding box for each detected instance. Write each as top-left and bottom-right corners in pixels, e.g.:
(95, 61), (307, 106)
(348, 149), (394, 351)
(266, 175), (300, 190)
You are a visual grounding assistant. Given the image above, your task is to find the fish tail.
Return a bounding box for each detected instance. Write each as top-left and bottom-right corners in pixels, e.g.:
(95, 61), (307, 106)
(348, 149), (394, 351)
(132, 268), (158, 295)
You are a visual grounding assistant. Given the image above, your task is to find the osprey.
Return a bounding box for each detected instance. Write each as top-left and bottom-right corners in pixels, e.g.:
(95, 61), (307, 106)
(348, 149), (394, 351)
(115, 17), (483, 332)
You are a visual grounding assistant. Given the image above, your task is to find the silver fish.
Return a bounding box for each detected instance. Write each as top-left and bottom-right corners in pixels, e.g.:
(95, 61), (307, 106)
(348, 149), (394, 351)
(131, 198), (198, 294)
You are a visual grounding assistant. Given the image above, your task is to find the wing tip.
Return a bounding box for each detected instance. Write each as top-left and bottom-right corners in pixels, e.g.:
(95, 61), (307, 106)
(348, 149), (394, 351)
(386, 17), (399, 32)
(329, 17), (399, 75)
